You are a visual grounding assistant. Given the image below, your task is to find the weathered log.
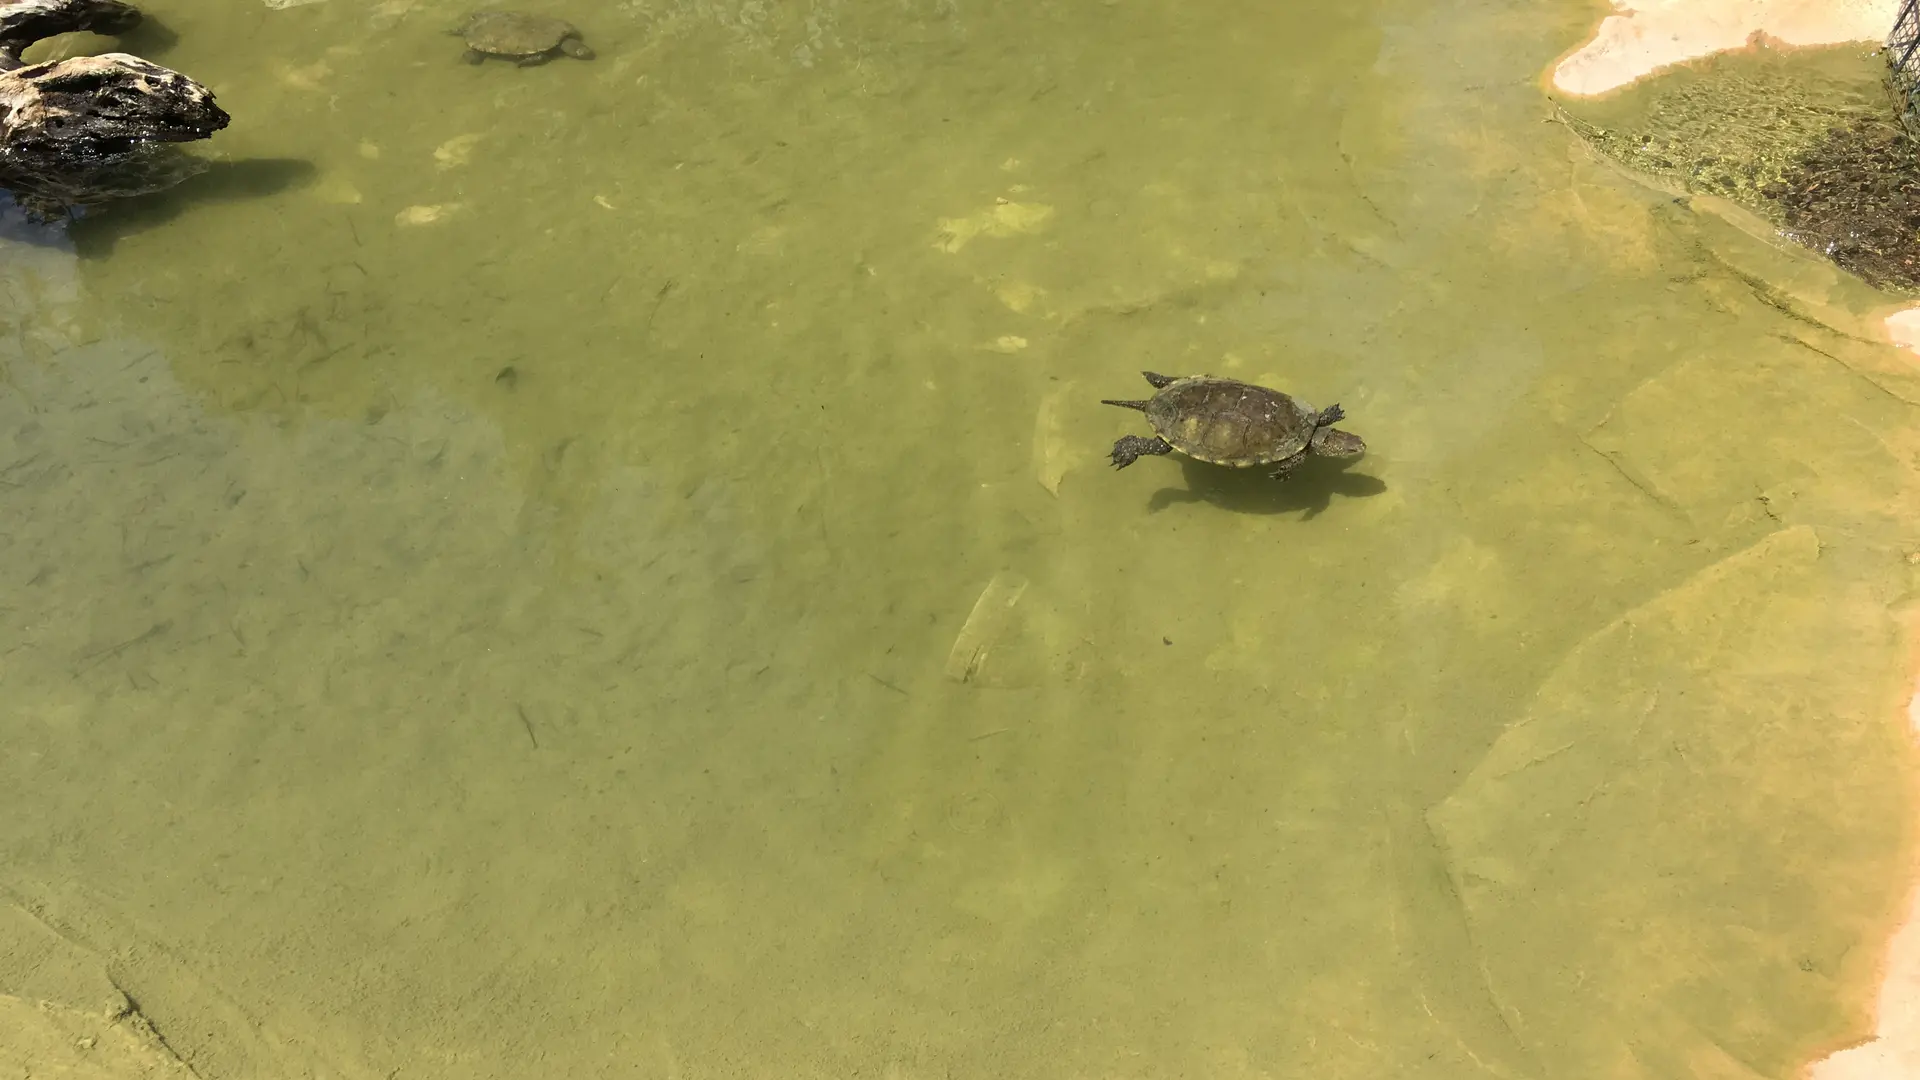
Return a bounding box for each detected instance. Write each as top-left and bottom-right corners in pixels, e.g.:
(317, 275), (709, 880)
(0, 0), (141, 68)
(0, 53), (227, 162)
(0, 0), (226, 219)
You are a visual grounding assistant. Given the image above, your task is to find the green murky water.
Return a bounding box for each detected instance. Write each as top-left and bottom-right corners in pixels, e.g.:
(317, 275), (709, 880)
(1, 0), (1916, 1076)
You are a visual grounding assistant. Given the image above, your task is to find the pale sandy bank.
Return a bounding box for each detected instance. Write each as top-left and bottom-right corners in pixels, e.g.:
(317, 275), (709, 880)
(1806, 683), (1920, 1076)
(1551, 0), (1899, 96)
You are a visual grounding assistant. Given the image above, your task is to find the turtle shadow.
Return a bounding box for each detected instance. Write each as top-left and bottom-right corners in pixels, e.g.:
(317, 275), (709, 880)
(1144, 456), (1386, 518)
(67, 156), (318, 255)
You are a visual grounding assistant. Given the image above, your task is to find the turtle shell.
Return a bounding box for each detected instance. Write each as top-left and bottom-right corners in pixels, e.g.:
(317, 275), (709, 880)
(1143, 376), (1319, 467)
(460, 11), (578, 56)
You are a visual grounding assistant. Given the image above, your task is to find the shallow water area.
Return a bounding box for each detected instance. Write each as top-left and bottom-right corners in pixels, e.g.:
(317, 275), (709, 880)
(0, 0), (1916, 1077)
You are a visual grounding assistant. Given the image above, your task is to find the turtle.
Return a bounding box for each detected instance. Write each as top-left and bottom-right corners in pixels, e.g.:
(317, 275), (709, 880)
(453, 11), (594, 66)
(1100, 370), (1365, 480)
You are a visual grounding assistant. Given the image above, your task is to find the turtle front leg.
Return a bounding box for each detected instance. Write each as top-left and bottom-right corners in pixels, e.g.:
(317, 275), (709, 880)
(515, 51), (552, 66)
(1268, 448), (1308, 480)
(1110, 435), (1173, 470)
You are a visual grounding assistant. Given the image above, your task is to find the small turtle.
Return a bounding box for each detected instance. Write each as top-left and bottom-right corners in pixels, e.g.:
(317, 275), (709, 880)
(1101, 370), (1365, 480)
(453, 10), (594, 66)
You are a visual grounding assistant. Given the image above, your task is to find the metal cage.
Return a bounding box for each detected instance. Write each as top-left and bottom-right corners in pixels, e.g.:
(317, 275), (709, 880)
(1890, 0), (1920, 140)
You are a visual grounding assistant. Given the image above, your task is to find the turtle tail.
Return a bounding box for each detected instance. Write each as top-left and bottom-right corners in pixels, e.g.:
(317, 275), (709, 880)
(1100, 398), (1150, 412)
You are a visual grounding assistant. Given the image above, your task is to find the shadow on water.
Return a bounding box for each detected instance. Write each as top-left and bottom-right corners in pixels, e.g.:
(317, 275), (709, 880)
(117, 14), (181, 57)
(69, 156), (317, 255)
(1144, 456), (1386, 517)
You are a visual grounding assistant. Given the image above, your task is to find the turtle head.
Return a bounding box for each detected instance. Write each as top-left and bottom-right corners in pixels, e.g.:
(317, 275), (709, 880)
(1309, 424), (1366, 459)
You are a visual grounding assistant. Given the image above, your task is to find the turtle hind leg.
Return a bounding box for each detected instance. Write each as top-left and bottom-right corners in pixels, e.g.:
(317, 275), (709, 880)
(1267, 448), (1308, 480)
(1142, 371), (1178, 388)
(1110, 435), (1174, 470)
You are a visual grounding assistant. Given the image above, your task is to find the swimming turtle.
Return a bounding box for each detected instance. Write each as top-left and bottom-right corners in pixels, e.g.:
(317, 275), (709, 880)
(1101, 371), (1365, 479)
(454, 11), (594, 65)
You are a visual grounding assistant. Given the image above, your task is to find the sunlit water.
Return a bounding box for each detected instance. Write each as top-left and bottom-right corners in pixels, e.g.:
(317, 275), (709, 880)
(0, 0), (1915, 1077)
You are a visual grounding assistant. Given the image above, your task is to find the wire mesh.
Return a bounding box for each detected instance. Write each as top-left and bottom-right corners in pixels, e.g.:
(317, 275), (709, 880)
(1890, 0), (1920, 140)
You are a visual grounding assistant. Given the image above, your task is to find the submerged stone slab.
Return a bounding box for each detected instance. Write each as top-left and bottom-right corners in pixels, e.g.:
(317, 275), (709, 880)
(1430, 526), (1915, 1079)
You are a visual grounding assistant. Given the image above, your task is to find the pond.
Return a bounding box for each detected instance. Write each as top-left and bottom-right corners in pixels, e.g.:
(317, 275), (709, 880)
(0, 0), (1914, 1076)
